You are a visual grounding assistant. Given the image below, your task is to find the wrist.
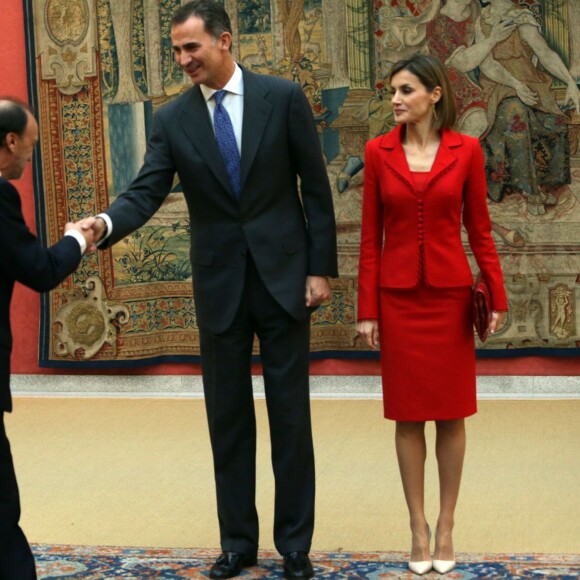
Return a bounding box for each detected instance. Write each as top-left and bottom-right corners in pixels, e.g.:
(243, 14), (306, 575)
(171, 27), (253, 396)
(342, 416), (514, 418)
(95, 216), (108, 235)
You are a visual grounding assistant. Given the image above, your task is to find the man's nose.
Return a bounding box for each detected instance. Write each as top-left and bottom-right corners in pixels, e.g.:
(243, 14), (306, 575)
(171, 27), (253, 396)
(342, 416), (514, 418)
(176, 51), (189, 66)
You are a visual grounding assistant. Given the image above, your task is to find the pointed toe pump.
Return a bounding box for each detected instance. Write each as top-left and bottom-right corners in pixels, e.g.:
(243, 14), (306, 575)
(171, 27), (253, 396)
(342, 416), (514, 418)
(408, 525), (432, 575)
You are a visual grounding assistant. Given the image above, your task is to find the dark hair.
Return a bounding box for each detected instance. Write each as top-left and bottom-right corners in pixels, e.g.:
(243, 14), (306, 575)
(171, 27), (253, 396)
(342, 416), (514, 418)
(0, 98), (32, 148)
(171, 0), (232, 40)
(389, 54), (456, 130)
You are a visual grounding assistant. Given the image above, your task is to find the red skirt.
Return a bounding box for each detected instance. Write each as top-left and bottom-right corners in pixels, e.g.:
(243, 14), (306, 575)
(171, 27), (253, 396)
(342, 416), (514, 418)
(378, 285), (476, 421)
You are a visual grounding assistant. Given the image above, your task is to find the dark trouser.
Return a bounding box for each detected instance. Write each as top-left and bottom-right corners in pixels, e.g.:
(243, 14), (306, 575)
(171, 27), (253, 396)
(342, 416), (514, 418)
(0, 413), (37, 579)
(199, 256), (315, 556)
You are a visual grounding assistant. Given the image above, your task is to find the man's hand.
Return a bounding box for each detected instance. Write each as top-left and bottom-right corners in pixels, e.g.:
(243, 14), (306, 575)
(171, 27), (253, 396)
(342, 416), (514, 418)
(305, 275), (331, 308)
(65, 217), (97, 253)
(88, 216), (107, 240)
(356, 319), (380, 350)
(80, 216), (108, 252)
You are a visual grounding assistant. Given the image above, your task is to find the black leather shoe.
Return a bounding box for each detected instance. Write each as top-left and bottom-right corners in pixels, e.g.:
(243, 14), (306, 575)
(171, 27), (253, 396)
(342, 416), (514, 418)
(283, 551), (314, 578)
(209, 551), (258, 579)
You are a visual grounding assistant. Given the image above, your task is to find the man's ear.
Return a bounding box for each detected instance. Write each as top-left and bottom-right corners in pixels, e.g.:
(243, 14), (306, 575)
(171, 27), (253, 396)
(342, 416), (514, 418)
(220, 31), (232, 51)
(4, 132), (17, 153)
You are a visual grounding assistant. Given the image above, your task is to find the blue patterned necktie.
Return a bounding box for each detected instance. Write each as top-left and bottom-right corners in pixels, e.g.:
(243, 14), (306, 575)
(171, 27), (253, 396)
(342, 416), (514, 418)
(213, 90), (241, 198)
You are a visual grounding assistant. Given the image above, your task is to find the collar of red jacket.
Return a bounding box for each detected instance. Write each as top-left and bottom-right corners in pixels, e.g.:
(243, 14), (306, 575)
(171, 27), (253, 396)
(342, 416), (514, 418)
(379, 124), (463, 150)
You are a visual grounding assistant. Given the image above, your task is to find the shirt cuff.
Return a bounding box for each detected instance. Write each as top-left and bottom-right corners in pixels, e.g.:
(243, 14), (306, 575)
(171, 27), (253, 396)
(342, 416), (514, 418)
(64, 229), (86, 254)
(95, 213), (113, 246)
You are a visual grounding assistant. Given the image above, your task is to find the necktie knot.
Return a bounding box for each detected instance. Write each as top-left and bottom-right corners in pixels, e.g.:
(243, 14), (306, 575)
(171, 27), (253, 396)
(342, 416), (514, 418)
(214, 89), (227, 106)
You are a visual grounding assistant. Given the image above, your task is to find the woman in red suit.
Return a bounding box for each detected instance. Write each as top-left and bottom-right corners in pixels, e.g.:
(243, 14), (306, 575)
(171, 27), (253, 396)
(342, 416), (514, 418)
(357, 54), (507, 575)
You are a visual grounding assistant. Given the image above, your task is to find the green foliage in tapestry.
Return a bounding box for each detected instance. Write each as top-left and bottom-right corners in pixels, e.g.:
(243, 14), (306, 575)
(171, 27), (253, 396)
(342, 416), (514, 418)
(160, 0), (184, 88)
(115, 222), (192, 284)
(239, 0), (271, 34)
(96, 0), (119, 100)
(132, 0), (149, 95)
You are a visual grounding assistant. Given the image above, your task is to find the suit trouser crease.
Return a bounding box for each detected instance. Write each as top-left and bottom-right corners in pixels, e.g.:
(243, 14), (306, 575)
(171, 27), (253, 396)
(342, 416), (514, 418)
(199, 256), (315, 555)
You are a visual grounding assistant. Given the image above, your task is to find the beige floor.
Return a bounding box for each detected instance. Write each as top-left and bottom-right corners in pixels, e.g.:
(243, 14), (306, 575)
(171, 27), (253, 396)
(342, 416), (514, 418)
(5, 397), (580, 554)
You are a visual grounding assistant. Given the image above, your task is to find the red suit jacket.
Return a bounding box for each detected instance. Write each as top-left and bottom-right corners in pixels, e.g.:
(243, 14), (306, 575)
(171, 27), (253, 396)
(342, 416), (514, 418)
(358, 125), (508, 320)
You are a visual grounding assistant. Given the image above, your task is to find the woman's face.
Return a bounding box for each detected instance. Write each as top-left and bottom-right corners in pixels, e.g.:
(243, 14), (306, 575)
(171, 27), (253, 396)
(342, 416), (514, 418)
(390, 69), (440, 126)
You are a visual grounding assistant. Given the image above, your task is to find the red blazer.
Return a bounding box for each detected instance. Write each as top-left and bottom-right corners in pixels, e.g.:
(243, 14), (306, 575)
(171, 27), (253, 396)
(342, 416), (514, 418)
(358, 125), (508, 320)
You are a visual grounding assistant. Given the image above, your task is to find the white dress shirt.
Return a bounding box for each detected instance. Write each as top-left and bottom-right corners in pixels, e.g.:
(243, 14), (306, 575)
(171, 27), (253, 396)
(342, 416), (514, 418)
(200, 63), (244, 155)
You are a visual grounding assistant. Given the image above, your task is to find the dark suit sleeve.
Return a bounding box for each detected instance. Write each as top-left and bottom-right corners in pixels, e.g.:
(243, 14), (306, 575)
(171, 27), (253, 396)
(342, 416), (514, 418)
(287, 84), (338, 277)
(100, 110), (177, 247)
(0, 180), (82, 292)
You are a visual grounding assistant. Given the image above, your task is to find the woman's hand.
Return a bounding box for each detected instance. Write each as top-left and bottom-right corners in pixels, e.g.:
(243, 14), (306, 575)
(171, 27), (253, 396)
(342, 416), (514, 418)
(356, 319), (380, 350)
(489, 311), (506, 335)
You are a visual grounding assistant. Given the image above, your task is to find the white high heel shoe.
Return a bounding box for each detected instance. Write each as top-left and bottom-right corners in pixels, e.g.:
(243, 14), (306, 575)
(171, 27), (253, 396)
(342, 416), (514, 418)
(409, 559), (433, 575)
(433, 525), (456, 573)
(408, 525), (432, 575)
(432, 556), (456, 574)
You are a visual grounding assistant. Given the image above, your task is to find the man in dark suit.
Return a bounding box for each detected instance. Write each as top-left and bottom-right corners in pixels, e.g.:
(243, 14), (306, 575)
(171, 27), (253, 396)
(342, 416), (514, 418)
(88, 1), (337, 577)
(0, 98), (95, 579)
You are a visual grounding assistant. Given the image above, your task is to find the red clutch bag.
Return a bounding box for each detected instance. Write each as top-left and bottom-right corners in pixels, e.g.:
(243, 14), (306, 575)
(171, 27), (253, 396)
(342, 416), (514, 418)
(473, 272), (492, 342)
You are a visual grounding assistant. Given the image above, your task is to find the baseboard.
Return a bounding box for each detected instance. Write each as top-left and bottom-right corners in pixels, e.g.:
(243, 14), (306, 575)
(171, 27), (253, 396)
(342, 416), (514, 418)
(10, 374), (580, 399)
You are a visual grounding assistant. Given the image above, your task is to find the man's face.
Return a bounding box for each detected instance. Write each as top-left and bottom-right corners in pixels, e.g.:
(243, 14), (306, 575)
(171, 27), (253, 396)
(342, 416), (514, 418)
(2, 112), (39, 180)
(171, 15), (233, 89)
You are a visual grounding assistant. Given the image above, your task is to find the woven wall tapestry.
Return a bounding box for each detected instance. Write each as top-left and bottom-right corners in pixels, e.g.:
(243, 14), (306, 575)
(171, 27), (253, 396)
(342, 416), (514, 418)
(25, 0), (579, 367)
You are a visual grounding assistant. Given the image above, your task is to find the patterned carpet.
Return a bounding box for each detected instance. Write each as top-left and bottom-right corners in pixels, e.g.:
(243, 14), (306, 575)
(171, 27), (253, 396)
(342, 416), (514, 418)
(33, 545), (580, 578)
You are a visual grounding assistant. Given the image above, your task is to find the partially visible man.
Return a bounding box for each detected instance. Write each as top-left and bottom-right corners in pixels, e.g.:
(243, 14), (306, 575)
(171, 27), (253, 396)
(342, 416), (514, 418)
(0, 97), (95, 579)
(87, 1), (337, 577)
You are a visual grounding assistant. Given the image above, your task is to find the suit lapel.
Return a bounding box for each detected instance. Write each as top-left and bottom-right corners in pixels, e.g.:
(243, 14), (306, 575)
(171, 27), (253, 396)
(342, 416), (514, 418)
(425, 130), (459, 191)
(175, 72), (273, 198)
(380, 126), (415, 194)
(380, 126), (460, 196)
(177, 85), (233, 195)
(240, 68), (272, 190)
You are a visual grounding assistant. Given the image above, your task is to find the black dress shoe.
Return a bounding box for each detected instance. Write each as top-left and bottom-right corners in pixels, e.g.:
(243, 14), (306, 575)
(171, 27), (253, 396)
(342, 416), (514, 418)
(209, 551), (258, 579)
(283, 551), (314, 578)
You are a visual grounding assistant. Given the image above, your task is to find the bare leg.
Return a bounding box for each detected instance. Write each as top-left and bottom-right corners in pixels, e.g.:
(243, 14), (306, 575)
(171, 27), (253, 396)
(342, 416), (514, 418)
(395, 421), (430, 562)
(434, 418), (466, 561)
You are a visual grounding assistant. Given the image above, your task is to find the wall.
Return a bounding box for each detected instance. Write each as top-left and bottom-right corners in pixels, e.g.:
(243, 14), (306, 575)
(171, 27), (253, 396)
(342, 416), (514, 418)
(2, 0), (578, 376)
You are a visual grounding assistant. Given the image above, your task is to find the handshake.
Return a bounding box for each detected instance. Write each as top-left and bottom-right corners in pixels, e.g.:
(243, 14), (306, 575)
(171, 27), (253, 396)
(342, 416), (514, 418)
(64, 216), (107, 254)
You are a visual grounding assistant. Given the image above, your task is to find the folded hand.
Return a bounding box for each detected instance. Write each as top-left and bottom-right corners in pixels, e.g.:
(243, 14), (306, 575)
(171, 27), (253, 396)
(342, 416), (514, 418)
(305, 275), (331, 308)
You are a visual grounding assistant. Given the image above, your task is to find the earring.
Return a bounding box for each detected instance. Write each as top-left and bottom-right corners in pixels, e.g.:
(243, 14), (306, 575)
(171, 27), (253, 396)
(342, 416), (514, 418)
(432, 102), (438, 122)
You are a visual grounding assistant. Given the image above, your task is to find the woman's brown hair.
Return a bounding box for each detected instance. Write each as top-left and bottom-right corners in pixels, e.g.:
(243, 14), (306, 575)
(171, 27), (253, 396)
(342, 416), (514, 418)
(389, 53), (456, 130)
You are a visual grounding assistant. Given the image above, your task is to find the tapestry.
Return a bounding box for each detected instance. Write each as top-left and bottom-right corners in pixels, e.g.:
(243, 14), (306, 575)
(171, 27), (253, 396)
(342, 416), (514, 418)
(24, 0), (580, 366)
(33, 545), (580, 578)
